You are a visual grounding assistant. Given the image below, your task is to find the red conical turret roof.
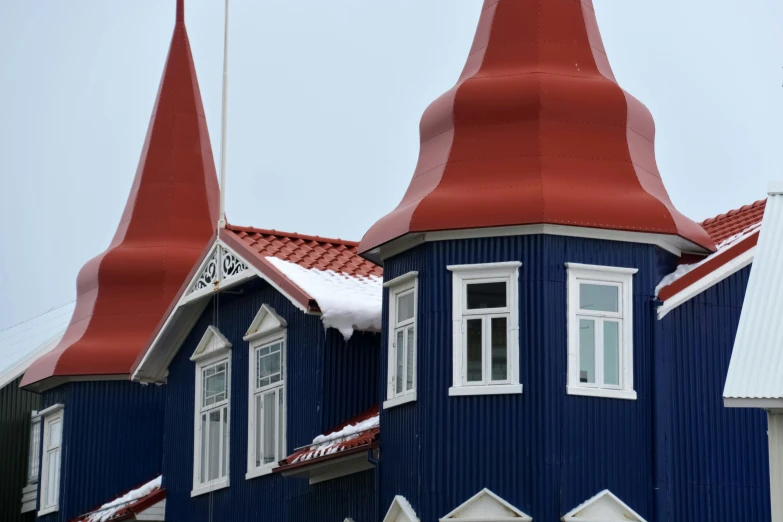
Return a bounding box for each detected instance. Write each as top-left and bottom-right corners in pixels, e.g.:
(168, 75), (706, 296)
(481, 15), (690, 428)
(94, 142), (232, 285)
(360, 0), (714, 255)
(22, 0), (219, 389)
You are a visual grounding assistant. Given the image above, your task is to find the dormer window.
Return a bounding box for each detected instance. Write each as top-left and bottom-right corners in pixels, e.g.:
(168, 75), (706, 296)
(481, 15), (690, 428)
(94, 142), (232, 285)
(384, 272), (418, 409)
(447, 262), (522, 396)
(566, 263), (637, 400)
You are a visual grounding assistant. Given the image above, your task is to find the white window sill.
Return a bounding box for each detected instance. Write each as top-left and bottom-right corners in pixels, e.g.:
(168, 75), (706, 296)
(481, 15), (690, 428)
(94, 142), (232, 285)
(567, 386), (637, 401)
(38, 505), (59, 516)
(383, 392), (417, 410)
(449, 384), (523, 397)
(245, 464), (278, 481)
(191, 478), (230, 498)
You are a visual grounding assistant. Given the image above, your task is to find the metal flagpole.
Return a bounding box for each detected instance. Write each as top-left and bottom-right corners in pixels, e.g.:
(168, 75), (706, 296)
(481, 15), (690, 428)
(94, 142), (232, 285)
(217, 0), (230, 230)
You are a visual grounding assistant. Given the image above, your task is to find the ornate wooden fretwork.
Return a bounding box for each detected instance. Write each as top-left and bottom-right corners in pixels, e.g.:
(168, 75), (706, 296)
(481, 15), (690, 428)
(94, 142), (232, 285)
(191, 245), (249, 293)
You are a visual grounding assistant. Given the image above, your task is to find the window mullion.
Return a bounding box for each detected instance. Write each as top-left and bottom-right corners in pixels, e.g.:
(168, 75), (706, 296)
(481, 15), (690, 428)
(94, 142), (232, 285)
(596, 319), (604, 389)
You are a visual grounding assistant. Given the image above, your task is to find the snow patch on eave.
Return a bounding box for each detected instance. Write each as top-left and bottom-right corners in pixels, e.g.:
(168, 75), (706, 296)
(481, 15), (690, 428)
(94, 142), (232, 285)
(265, 257), (382, 340)
(85, 475), (162, 522)
(292, 415), (379, 463)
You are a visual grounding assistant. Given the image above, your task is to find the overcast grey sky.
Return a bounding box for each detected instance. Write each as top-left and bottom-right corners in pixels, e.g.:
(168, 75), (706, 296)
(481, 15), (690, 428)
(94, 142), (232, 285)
(1, 1), (781, 328)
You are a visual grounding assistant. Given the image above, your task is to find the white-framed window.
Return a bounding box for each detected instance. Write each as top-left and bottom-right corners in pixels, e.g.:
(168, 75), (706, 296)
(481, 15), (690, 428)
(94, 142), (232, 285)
(38, 404), (64, 516)
(447, 262), (522, 396)
(566, 263), (638, 400)
(27, 411), (42, 484)
(244, 304), (287, 480)
(190, 326), (232, 496)
(383, 272), (418, 409)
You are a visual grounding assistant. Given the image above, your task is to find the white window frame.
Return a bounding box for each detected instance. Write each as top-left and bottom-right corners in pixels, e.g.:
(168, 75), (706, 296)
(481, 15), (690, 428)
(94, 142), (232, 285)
(191, 327), (232, 497)
(27, 411), (42, 485)
(566, 263), (638, 400)
(384, 272), (418, 409)
(244, 304), (288, 480)
(38, 404), (64, 517)
(447, 262), (522, 396)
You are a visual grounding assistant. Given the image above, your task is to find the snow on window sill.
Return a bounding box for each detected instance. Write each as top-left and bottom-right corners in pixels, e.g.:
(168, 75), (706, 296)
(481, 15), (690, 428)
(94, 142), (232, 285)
(567, 386), (637, 401)
(191, 478), (230, 498)
(383, 391), (417, 410)
(246, 464), (278, 481)
(38, 504), (59, 516)
(448, 384), (523, 397)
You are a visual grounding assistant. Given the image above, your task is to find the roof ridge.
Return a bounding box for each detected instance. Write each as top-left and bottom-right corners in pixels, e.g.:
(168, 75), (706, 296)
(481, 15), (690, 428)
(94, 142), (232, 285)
(700, 198), (767, 226)
(225, 223), (360, 247)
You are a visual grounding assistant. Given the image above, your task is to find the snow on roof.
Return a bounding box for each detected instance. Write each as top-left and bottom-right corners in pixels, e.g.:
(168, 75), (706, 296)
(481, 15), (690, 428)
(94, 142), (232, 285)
(0, 301), (74, 388)
(265, 256), (382, 340)
(82, 475), (162, 522)
(725, 187), (783, 403)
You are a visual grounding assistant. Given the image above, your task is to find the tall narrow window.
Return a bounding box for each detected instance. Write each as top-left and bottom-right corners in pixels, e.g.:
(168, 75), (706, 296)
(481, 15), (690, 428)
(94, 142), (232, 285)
(448, 262), (522, 396)
(27, 412), (41, 485)
(190, 326), (232, 496)
(566, 263), (637, 400)
(384, 272), (418, 409)
(38, 404), (64, 516)
(244, 304), (287, 479)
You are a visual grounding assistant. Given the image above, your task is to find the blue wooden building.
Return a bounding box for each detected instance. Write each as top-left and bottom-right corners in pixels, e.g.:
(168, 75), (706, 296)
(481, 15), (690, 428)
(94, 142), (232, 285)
(15, 1), (776, 521)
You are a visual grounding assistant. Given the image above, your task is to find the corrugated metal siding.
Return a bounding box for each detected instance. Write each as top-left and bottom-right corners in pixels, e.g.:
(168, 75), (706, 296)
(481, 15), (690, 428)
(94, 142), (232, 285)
(163, 278), (377, 522)
(0, 376), (39, 522)
(724, 192), (781, 399)
(38, 381), (165, 522)
(381, 235), (677, 522)
(658, 266), (770, 522)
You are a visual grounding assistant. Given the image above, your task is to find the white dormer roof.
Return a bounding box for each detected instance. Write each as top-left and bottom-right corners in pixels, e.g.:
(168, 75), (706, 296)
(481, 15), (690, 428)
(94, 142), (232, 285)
(562, 490), (646, 522)
(244, 304), (287, 343)
(440, 489), (532, 522)
(190, 326), (231, 363)
(383, 496), (419, 522)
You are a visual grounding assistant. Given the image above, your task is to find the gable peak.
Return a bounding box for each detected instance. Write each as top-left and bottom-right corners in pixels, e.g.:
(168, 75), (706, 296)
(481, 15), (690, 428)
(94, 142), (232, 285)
(562, 490), (646, 522)
(244, 304), (287, 343)
(190, 326), (232, 363)
(440, 489), (532, 521)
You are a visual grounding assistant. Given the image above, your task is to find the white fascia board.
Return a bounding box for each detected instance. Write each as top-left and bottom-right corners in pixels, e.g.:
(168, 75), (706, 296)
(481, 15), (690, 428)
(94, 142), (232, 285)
(564, 262), (639, 275)
(0, 333), (64, 390)
(657, 246), (756, 320)
(384, 271), (419, 288)
(723, 397), (783, 409)
(39, 403), (64, 417)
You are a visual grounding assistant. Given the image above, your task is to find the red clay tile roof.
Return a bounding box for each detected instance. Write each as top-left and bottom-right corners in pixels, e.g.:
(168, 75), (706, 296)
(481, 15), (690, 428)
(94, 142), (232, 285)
(700, 199), (766, 245)
(225, 225), (382, 278)
(72, 479), (165, 522)
(277, 406), (379, 473)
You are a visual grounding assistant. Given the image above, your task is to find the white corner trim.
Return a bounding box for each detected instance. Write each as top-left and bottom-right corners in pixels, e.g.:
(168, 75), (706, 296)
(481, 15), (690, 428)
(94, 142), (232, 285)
(564, 262), (639, 275)
(245, 464), (278, 481)
(567, 386), (637, 401)
(38, 504), (59, 517)
(384, 271), (419, 288)
(657, 246), (756, 319)
(383, 392), (417, 410)
(449, 384), (523, 397)
(723, 397), (783, 409)
(447, 261), (522, 272)
(190, 478), (230, 498)
(38, 403), (64, 417)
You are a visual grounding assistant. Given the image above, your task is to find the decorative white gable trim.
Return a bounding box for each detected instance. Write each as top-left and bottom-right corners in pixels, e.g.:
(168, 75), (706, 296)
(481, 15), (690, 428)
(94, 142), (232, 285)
(243, 304), (288, 343)
(562, 490), (646, 522)
(383, 496), (420, 522)
(190, 326), (232, 363)
(185, 243), (251, 302)
(440, 489), (532, 522)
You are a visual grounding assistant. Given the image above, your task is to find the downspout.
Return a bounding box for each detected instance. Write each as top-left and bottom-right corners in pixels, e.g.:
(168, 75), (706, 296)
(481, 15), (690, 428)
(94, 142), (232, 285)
(651, 297), (670, 522)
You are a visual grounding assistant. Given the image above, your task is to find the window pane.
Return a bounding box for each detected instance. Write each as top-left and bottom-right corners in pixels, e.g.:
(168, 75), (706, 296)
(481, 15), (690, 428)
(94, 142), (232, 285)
(263, 392), (277, 465)
(221, 408), (228, 478)
(259, 352), (281, 380)
(278, 390), (284, 461)
(467, 282), (506, 310)
(397, 292), (415, 323)
(466, 318), (483, 382)
(406, 326), (415, 391)
(604, 321), (620, 386)
(29, 421), (40, 482)
(579, 319), (596, 384)
(204, 367), (227, 405)
(579, 284), (618, 312)
(395, 329), (404, 394)
(208, 410), (221, 481)
(255, 395), (262, 468)
(200, 414), (207, 483)
(491, 317), (508, 381)
(46, 451), (57, 506)
(49, 420), (61, 448)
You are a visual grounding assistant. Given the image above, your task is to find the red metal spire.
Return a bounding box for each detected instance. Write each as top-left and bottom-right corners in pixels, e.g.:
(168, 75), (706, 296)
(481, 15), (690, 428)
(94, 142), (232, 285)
(22, 1), (219, 389)
(360, 0), (715, 255)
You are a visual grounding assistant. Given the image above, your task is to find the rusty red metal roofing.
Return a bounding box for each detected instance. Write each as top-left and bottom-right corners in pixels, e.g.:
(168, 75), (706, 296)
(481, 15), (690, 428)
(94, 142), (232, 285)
(276, 406), (379, 473)
(360, 0), (715, 256)
(71, 482), (165, 522)
(22, 0), (219, 389)
(700, 198), (766, 245)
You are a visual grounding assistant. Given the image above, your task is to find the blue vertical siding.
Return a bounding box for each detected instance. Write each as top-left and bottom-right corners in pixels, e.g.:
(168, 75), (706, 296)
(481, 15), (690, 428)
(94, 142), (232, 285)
(656, 266), (770, 522)
(380, 235), (677, 522)
(162, 278), (377, 522)
(38, 381), (165, 522)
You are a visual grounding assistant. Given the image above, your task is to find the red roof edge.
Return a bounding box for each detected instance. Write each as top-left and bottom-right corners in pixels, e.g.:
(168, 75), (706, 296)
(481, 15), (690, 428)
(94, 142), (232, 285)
(70, 485), (166, 522)
(225, 223), (360, 247)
